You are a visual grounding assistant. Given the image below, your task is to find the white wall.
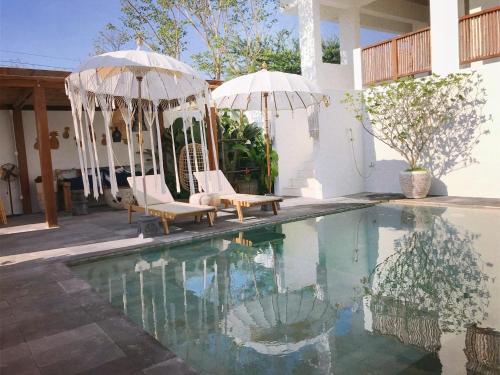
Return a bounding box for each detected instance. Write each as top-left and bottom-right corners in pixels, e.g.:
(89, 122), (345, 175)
(429, 0), (460, 75)
(285, 0), (500, 199)
(275, 88), (366, 199)
(0, 110), (144, 213)
(314, 89), (365, 198)
(274, 109), (314, 194)
(364, 62), (500, 198)
(319, 63), (354, 91)
(275, 61), (500, 199)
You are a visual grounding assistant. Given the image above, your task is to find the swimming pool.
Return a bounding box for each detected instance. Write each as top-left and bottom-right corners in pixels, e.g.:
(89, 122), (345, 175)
(72, 204), (500, 374)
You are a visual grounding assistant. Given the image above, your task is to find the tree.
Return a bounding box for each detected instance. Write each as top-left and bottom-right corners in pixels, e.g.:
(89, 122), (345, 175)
(226, 29), (300, 76)
(116, 0), (277, 79)
(343, 72), (487, 171)
(322, 37), (340, 64)
(96, 1), (340, 78)
(224, 0), (278, 76)
(93, 23), (131, 54)
(226, 32), (341, 77)
(259, 30), (302, 75)
(120, 0), (186, 58)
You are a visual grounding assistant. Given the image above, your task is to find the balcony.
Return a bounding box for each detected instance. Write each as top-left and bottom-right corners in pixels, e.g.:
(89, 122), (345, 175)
(361, 5), (500, 86)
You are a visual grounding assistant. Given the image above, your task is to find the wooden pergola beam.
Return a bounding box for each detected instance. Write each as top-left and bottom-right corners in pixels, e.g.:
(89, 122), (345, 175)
(0, 76), (65, 89)
(0, 105), (72, 111)
(12, 109), (32, 214)
(33, 84), (57, 227)
(13, 89), (33, 110)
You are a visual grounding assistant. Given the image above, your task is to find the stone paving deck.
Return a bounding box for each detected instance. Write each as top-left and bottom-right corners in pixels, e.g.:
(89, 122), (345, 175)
(1, 194), (498, 374)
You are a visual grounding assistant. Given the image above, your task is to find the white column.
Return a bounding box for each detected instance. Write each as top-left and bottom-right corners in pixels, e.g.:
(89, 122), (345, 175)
(430, 0), (460, 75)
(298, 0), (322, 82)
(353, 48), (363, 90)
(338, 7), (360, 66)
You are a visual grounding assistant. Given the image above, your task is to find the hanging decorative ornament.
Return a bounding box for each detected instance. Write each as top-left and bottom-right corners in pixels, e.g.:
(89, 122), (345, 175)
(49, 131), (59, 149)
(34, 138), (39, 150)
(63, 126), (70, 139)
(112, 127), (122, 142)
(101, 134), (107, 146)
(135, 133), (144, 145)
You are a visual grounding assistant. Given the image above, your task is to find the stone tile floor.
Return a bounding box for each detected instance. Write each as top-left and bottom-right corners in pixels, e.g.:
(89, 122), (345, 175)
(1, 194), (498, 374)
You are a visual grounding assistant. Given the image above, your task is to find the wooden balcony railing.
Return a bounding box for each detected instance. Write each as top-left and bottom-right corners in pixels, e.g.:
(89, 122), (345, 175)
(362, 28), (431, 85)
(459, 6), (500, 64)
(361, 6), (500, 86)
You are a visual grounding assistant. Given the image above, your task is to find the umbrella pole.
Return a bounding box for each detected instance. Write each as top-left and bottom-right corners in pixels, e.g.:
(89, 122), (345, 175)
(263, 92), (272, 194)
(137, 76), (148, 215)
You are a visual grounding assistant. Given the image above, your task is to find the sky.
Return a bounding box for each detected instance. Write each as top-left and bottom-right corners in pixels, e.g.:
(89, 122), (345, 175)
(0, 0), (394, 76)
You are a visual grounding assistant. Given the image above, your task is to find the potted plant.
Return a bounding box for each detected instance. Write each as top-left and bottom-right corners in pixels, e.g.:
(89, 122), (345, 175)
(344, 73), (482, 198)
(235, 167), (259, 194)
(233, 138), (278, 195)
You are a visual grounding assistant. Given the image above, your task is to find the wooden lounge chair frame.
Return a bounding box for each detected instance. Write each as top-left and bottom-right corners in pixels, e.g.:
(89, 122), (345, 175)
(194, 170), (283, 222)
(127, 202), (215, 234)
(127, 176), (216, 234)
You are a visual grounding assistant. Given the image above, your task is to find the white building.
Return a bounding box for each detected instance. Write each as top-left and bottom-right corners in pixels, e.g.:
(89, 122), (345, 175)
(276, 0), (500, 199)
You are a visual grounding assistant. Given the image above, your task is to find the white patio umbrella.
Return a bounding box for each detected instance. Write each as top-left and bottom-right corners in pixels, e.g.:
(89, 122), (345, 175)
(65, 38), (212, 214)
(211, 65), (329, 193)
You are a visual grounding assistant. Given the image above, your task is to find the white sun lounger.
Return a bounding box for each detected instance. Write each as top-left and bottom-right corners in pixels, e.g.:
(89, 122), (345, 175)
(193, 170), (282, 222)
(127, 175), (216, 234)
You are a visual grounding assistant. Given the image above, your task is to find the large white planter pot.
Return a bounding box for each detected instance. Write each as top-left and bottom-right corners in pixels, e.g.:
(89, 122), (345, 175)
(399, 170), (431, 199)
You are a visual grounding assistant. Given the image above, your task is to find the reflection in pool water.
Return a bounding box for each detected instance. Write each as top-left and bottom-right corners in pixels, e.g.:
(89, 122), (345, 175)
(72, 204), (500, 374)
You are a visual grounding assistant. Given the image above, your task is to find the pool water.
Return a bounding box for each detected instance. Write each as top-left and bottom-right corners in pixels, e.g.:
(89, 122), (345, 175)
(72, 204), (500, 374)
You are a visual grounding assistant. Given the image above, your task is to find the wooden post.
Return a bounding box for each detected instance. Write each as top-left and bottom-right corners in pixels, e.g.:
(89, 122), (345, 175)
(263, 93), (272, 194)
(33, 84), (57, 227)
(391, 38), (399, 80)
(12, 108), (32, 214)
(205, 105), (219, 170)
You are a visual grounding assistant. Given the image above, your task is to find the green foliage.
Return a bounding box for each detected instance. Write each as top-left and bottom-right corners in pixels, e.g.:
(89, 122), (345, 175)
(343, 73), (487, 170)
(226, 31), (341, 77)
(109, 0), (278, 79)
(226, 29), (301, 77)
(119, 0), (186, 58)
(218, 110), (260, 173)
(93, 23), (131, 54)
(405, 166), (427, 172)
(218, 110), (277, 193)
(95, 1), (342, 78)
(322, 37), (340, 64)
(233, 139), (278, 193)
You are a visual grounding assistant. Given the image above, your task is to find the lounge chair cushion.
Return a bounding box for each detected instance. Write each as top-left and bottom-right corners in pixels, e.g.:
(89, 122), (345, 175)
(189, 193), (221, 207)
(193, 171), (282, 205)
(219, 193), (280, 204)
(147, 202), (214, 217)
